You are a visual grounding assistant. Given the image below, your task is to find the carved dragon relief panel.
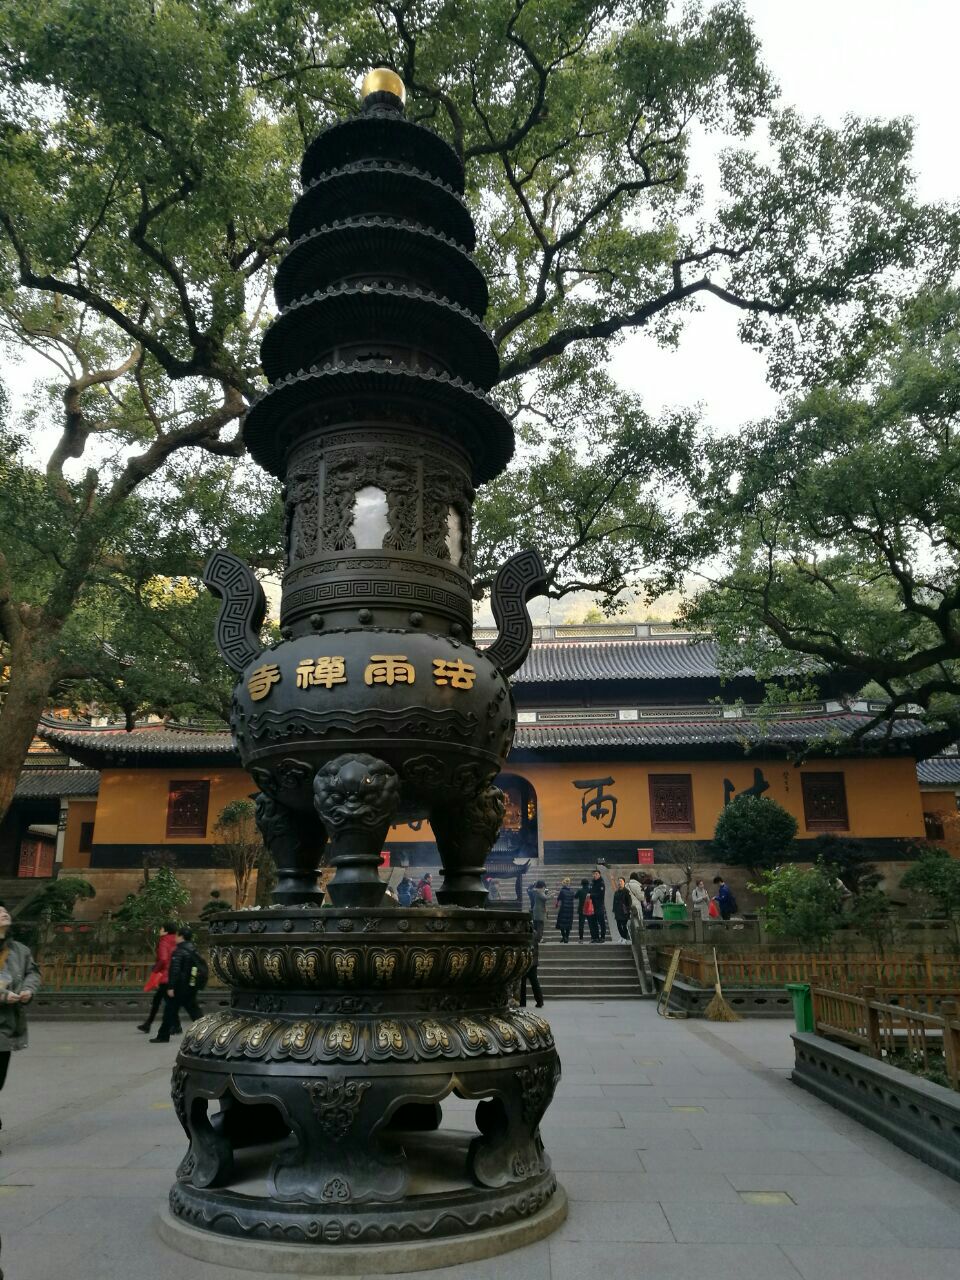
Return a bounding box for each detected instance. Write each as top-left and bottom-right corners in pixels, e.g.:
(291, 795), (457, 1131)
(296, 439), (474, 564)
(284, 443), (323, 564)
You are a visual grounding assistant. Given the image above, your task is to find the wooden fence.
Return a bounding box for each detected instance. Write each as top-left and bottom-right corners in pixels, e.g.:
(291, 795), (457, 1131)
(673, 950), (959, 990)
(39, 955), (223, 991)
(811, 984), (960, 1092)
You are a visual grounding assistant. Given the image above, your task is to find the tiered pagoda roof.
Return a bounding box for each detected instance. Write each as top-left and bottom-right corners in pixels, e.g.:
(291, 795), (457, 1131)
(243, 75), (511, 483)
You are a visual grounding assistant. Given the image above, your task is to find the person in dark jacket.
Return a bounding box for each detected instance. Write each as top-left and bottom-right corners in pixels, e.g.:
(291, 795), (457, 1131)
(396, 875), (415, 907)
(554, 878), (575, 943)
(138, 921), (180, 1035)
(713, 876), (737, 921)
(519, 936), (544, 1007)
(151, 927), (204, 1043)
(0, 906), (41, 1146)
(590, 870), (609, 941)
(612, 878), (632, 942)
(530, 881), (548, 942)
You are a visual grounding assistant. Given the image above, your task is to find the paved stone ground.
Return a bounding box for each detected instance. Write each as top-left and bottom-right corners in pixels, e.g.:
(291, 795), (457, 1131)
(2, 1002), (960, 1279)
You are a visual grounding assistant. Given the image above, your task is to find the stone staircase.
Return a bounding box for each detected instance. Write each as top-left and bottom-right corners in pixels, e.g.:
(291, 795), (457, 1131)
(536, 937), (645, 1000)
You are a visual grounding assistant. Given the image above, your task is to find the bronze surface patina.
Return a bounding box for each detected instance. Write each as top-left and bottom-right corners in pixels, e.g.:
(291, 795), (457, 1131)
(168, 69), (562, 1252)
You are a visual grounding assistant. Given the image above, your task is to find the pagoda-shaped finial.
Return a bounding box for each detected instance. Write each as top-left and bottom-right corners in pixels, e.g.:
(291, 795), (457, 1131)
(361, 67), (406, 112)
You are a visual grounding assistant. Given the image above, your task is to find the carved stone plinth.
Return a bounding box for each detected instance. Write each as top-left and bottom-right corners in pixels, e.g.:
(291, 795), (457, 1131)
(167, 907), (562, 1248)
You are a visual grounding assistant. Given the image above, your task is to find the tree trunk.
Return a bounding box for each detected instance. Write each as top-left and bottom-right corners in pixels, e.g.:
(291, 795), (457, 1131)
(0, 638), (61, 828)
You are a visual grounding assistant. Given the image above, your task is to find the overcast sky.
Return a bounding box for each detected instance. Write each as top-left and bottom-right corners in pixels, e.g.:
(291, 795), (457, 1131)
(610, 0), (955, 433)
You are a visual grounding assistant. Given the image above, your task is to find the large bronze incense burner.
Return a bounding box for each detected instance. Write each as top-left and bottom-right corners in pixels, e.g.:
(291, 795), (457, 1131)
(166, 70), (564, 1257)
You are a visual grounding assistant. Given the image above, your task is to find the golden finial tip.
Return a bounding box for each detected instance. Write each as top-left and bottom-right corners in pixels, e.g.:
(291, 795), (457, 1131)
(361, 68), (406, 105)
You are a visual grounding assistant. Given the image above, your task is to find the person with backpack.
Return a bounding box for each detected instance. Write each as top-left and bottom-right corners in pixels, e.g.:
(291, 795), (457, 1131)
(150, 926), (207, 1043)
(713, 876), (738, 921)
(415, 873), (434, 905)
(137, 920), (181, 1036)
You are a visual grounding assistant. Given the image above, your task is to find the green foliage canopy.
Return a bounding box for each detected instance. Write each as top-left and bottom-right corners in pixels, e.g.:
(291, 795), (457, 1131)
(750, 862), (844, 946)
(900, 847), (960, 920)
(712, 793), (797, 873)
(687, 287), (960, 744)
(112, 865), (191, 937)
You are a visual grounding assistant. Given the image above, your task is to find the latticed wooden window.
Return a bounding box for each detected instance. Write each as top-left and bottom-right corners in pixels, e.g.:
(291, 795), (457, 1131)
(649, 774), (695, 832)
(923, 811), (946, 841)
(801, 772), (849, 831)
(166, 780), (210, 838)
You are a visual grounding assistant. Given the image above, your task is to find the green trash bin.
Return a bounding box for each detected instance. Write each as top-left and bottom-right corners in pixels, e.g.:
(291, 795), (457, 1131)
(786, 982), (813, 1032)
(662, 903), (687, 922)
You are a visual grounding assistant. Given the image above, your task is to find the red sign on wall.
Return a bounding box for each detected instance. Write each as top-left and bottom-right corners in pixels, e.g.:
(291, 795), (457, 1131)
(637, 847), (655, 865)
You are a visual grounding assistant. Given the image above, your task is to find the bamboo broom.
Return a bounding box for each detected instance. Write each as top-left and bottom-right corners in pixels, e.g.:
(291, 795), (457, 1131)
(704, 947), (741, 1022)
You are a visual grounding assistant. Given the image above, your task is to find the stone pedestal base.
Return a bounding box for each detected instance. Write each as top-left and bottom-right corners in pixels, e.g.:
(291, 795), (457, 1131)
(157, 1184), (567, 1275)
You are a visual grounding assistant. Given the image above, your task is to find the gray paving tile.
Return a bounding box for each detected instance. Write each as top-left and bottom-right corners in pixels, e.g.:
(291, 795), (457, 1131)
(783, 1245), (960, 1280)
(692, 1128), (861, 1152)
(724, 1172), (940, 1207)
(879, 1206), (960, 1247)
(556, 1199), (674, 1241)
(561, 1170), (741, 1203)
(370, 1239), (552, 1280)
(660, 1201), (898, 1245)
(639, 1149), (821, 1175)
(550, 1241), (804, 1280)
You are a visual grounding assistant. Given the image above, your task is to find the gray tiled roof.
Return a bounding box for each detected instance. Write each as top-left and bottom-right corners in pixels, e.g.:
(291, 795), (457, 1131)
(513, 712), (935, 750)
(511, 638), (733, 683)
(36, 709), (939, 763)
(917, 757), (960, 786)
(37, 724), (233, 757)
(14, 768), (100, 800)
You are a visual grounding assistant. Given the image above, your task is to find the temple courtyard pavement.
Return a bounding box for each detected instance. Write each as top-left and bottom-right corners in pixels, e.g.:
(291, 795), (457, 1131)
(2, 1002), (960, 1279)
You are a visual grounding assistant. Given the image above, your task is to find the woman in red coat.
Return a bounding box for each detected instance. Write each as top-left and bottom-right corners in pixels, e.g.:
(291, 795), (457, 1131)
(137, 922), (179, 1034)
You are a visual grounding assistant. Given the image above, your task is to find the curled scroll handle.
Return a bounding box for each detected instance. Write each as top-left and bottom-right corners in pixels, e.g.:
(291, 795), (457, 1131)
(202, 549), (268, 675)
(483, 549), (548, 679)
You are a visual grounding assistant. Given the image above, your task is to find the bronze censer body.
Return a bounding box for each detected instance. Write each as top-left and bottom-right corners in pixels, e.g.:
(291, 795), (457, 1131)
(166, 70), (564, 1257)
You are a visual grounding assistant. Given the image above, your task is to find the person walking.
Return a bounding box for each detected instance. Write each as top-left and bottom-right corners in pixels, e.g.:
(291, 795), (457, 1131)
(691, 878), (711, 921)
(713, 876), (737, 921)
(612, 877), (632, 942)
(0, 906), (41, 1147)
(396, 874), (415, 907)
(519, 935), (544, 1007)
(590, 869), (609, 941)
(530, 880), (547, 943)
(150, 927), (207, 1043)
(554, 878), (575, 943)
(137, 921), (180, 1035)
(416, 873), (434, 905)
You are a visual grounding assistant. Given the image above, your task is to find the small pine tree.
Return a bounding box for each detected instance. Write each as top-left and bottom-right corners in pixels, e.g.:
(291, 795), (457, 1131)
(112, 865), (190, 938)
(712, 795), (798, 875)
